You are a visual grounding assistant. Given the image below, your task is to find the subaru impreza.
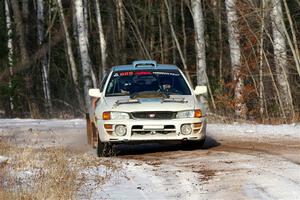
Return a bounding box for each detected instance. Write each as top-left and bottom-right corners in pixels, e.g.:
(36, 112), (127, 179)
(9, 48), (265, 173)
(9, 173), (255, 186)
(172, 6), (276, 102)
(87, 60), (207, 156)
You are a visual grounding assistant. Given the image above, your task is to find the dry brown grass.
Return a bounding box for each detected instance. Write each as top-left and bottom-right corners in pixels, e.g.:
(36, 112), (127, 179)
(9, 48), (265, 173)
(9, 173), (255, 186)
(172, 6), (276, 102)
(0, 140), (116, 200)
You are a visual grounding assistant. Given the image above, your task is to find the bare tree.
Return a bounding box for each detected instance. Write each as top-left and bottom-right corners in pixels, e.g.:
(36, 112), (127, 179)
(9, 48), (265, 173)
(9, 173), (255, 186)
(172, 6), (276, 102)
(160, 1), (169, 63)
(116, 0), (126, 63)
(75, 0), (93, 112)
(94, 0), (107, 80)
(37, 0), (52, 116)
(22, 0), (29, 37)
(57, 0), (84, 109)
(270, 0), (294, 118)
(259, 0), (266, 120)
(282, 0), (300, 77)
(11, 0), (41, 118)
(5, 0), (14, 112)
(164, 0), (191, 84)
(191, 0), (207, 101)
(225, 0), (247, 119)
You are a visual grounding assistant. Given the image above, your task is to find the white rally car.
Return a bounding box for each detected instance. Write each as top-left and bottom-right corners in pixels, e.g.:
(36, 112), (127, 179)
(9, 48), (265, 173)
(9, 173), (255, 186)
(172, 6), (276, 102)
(87, 60), (207, 156)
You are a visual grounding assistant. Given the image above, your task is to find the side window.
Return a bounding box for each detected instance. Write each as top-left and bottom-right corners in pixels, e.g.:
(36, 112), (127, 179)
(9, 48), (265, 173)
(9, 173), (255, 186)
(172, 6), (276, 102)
(100, 73), (109, 92)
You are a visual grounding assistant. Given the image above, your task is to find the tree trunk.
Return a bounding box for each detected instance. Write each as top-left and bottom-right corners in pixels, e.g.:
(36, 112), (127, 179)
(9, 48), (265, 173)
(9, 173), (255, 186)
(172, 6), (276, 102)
(37, 0), (52, 116)
(270, 0), (294, 118)
(11, 0), (41, 118)
(57, 0), (84, 110)
(164, 0), (192, 84)
(75, 0), (92, 112)
(225, 0), (247, 119)
(22, 0), (29, 38)
(171, 3), (176, 64)
(83, 0), (89, 45)
(283, 0), (300, 77)
(116, 0), (126, 63)
(218, 0), (223, 81)
(160, 1), (169, 63)
(149, 1), (155, 56)
(191, 0), (207, 101)
(107, 0), (118, 65)
(181, 0), (187, 61)
(259, 0), (266, 120)
(11, 0), (29, 65)
(82, 0), (97, 88)
(94, 0), (107, 80)
(5, 0), (14, 113)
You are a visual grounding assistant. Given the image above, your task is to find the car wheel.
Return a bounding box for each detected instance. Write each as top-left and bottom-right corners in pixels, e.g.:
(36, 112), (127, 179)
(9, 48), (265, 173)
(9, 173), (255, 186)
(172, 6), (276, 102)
(182, 137), (206, 150)
(97, 139), (114, 157)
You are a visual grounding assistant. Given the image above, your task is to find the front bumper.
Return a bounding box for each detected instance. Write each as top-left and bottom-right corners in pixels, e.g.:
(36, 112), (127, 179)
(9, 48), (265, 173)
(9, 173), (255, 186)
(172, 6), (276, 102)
(96, 118), (206, 143)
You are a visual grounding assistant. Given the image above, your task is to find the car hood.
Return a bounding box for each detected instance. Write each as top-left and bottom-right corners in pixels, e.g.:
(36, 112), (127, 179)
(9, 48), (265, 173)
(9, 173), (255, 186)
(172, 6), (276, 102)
(101, 95), (196, 112)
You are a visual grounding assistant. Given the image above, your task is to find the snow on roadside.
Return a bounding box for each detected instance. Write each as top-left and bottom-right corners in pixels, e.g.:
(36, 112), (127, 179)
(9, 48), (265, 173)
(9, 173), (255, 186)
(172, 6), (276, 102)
(0, 118), (85, 129)
(208, 123), (300, 138)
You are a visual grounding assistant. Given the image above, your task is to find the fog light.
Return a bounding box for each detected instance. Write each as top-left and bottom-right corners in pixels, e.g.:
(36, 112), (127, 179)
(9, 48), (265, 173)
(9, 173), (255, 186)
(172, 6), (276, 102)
(115, 125), (127, 136)
(181, 124), (192, 135)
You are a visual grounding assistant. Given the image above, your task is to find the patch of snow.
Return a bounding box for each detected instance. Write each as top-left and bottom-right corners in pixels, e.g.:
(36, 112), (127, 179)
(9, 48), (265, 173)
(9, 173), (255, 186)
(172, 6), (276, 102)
(0, 155), (10, 163)
(0, 118), (85, 129)
(208, 123), (300, 138)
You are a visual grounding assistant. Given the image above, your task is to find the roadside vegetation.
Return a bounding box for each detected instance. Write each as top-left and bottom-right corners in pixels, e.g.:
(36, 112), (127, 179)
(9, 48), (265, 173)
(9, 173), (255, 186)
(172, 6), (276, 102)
(0, 139), (118, 199)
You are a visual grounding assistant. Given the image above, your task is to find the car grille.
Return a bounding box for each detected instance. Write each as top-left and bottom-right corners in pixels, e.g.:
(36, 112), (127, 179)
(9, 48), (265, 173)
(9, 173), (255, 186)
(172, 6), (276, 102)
(132, 125), (176, 135)
(131, 111), (176, 119)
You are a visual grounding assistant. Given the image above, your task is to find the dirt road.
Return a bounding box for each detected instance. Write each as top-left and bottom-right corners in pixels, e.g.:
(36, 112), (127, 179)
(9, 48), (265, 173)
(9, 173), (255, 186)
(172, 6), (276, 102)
(1, 119), (300, 199)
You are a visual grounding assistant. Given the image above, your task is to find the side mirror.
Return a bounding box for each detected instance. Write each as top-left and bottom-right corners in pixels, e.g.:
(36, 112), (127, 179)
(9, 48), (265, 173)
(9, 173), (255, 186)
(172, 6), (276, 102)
(89, 88), (102, 98)
(194, 86), (207, 95)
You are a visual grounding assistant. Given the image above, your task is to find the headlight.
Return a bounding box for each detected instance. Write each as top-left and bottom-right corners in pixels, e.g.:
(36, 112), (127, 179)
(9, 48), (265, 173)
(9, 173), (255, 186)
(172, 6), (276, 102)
(176, 109), (202, 118)
(102, 111), (130, 120)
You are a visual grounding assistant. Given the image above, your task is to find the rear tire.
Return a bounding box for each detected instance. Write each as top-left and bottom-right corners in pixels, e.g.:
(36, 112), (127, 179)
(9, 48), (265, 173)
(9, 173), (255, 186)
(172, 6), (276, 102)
(97, 139), (114, 157)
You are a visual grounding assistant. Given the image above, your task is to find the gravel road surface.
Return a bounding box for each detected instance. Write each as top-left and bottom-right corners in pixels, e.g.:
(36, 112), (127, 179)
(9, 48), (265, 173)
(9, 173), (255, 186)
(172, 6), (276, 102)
(1, 119), (299, 200)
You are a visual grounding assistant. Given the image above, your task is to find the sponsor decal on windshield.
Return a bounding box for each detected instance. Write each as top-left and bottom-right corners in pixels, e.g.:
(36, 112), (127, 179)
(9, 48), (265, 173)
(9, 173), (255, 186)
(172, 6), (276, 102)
(114, 71), (180, 77)
(153, 71), (179, 76)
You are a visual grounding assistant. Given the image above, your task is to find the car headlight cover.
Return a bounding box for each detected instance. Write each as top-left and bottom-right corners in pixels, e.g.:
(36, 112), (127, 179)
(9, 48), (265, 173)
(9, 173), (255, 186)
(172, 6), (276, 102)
(176, 110), (194, 118)
(176, 109), (202, 118)
(110, 112), (130, 120)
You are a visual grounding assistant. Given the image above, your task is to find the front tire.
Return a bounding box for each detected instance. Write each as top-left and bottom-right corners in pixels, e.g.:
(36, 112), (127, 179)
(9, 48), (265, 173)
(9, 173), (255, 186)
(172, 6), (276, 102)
(97, 139), (114, 157)
(182, 137), (206, 150)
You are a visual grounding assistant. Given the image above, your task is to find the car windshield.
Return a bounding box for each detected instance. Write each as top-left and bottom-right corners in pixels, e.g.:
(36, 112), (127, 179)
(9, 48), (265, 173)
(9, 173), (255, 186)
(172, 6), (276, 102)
(105, 70), (191, 96)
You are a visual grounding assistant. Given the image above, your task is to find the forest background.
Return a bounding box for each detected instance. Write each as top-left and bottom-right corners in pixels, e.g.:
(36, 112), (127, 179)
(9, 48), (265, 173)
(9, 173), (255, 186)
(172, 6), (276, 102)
(0, 0), (300, 123)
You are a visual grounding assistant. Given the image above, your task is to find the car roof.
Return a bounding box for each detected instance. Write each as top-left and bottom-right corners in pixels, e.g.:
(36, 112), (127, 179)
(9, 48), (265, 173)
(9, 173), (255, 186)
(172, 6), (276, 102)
(111, 60), (179, 72)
